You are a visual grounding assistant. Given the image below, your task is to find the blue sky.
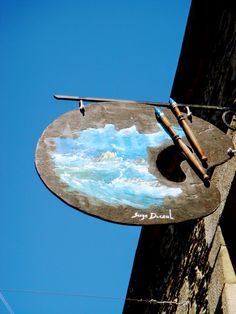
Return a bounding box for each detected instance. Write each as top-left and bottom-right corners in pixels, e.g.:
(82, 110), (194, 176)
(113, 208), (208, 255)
(0, 1), (190, 313)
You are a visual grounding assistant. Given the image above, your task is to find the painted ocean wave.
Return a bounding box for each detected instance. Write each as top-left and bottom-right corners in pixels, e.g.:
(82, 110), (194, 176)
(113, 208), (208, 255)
(50, 124), (184, 209)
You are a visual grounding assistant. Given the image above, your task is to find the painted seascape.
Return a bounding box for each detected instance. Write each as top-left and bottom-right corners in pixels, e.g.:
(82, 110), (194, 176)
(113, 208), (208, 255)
(50, 123), (185, 210)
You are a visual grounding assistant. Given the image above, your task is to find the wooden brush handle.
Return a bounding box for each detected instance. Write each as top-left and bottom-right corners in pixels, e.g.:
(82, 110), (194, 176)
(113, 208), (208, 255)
(154, 108), (209, 183)
(169, 99), (207, 164)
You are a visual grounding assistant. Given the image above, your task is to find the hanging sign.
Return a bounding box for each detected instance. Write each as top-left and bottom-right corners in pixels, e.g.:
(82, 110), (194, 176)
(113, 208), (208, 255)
(35, 102), (233, 225)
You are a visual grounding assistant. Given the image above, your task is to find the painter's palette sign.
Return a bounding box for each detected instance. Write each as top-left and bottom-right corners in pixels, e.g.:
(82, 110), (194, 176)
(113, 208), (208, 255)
(35, 103), (232, 225)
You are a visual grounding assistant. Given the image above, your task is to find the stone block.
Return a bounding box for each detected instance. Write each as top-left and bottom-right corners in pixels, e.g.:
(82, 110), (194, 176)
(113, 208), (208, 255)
(222, 283), (236, 314)
(208, 246), (236, 313)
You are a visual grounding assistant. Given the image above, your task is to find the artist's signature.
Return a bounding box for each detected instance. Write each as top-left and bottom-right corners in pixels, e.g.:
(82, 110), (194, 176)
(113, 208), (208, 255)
(131, 210), (174, 221)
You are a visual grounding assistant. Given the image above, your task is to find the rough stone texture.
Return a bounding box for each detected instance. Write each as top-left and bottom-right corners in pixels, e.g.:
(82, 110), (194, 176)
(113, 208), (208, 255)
(171, 0), (236, 132)
(208, 245), (236, 313)
(123, 0), (236, 313)
(222, 284), (236, 313)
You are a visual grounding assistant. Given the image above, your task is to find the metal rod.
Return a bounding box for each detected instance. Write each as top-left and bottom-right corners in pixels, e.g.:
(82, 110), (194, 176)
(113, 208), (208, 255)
(54, 95), (236, 112)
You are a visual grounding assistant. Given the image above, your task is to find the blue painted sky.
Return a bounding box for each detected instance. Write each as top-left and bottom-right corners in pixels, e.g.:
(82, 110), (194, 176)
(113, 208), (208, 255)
(0, 1), (191, 313)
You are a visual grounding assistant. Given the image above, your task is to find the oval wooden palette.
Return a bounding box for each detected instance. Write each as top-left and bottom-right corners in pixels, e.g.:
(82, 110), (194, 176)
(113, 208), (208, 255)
(35, 102), (232, 225)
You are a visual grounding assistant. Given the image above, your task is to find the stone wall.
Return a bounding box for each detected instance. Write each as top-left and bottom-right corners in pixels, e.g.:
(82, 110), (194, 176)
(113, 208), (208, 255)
(123, 0), (236, 313)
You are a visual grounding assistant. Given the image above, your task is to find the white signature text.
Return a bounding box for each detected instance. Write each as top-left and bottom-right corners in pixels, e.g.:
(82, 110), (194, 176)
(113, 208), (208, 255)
(131, 210), (174, 221)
